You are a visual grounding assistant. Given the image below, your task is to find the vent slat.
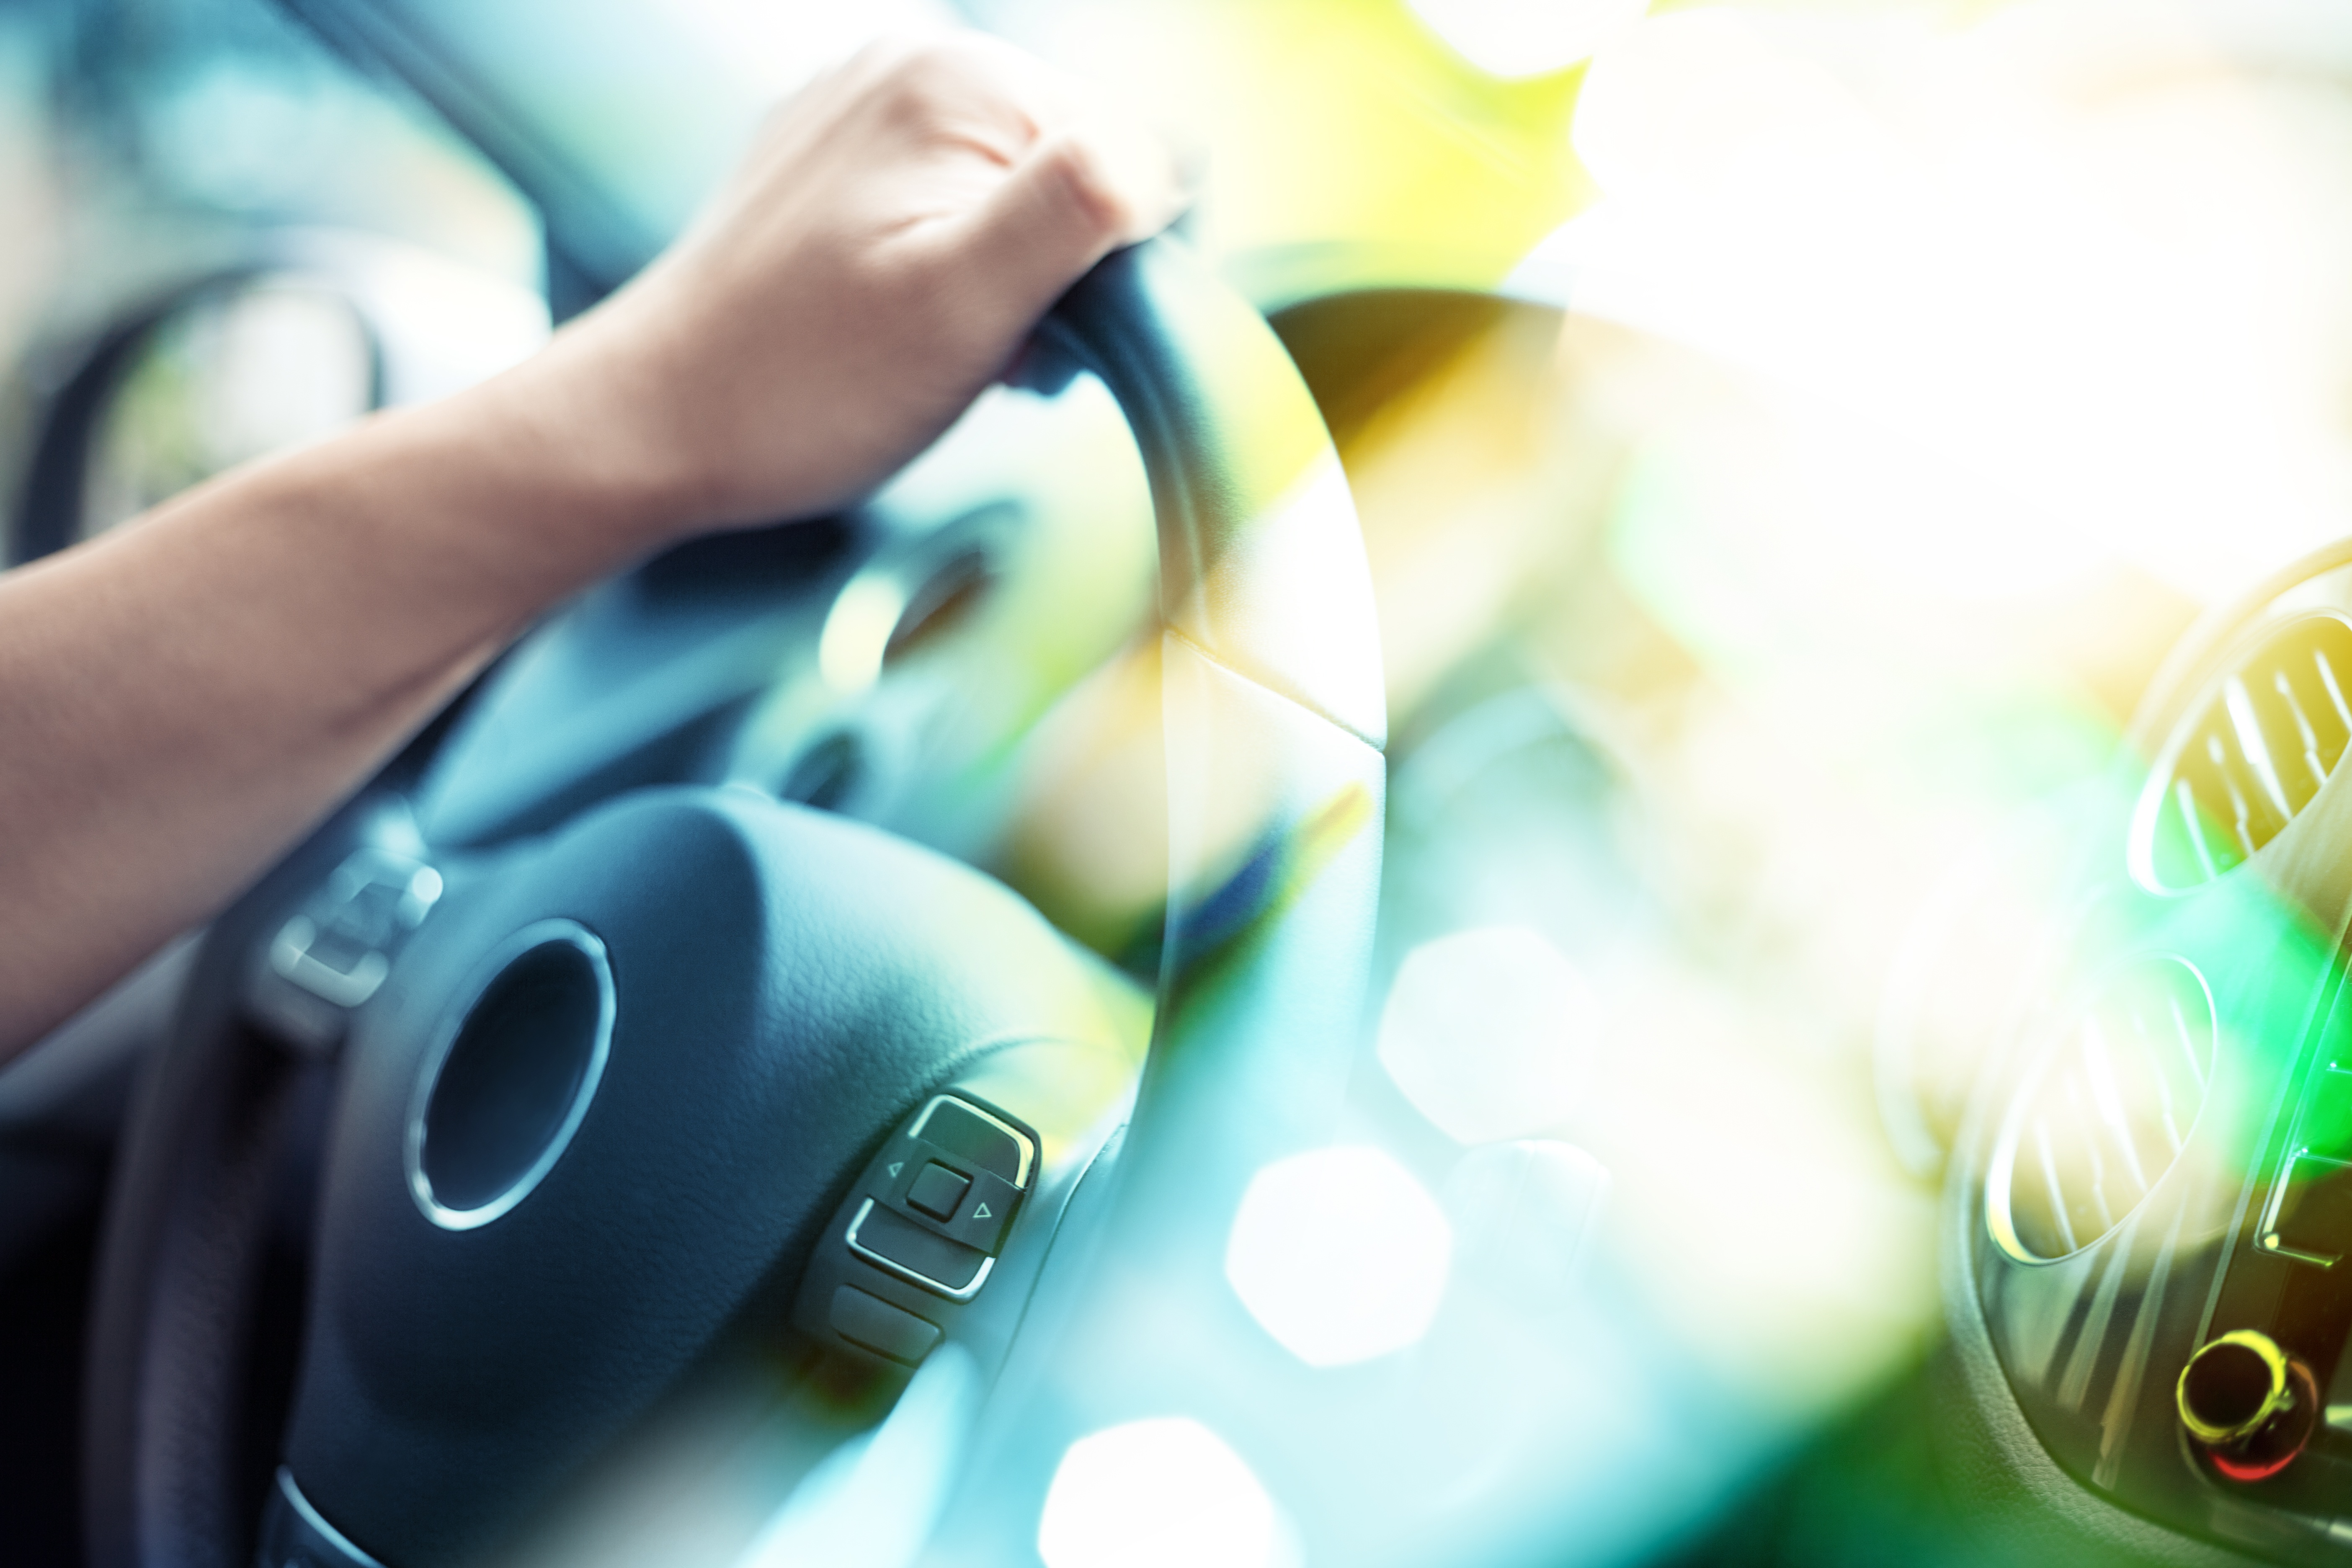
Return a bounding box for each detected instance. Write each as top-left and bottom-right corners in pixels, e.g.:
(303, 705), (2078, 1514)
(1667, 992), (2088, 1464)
(2316, 646), (2352, 734)
(2171, 778), (2223, 881)
(2206, 737), (2262, 859)
(2150, 1052), (2185, 1153)
(2272, 668), (2329, 802)
(2223, 677), (2295, 821)
(2002, 958), (2213, 1260)
(2079, 1019), (2152, 1196)
(2034, 1117), (2081, 1256)
(2167, 989), (2207, 1091)
(2141, 616), (2352, 891)
(2081, 1115), (2117, 1235)
(2121, 993), (2190, 1153)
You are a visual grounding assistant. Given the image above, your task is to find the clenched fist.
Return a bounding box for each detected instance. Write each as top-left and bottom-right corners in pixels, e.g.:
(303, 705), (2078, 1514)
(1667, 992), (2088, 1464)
(531, 31), (1189, 539)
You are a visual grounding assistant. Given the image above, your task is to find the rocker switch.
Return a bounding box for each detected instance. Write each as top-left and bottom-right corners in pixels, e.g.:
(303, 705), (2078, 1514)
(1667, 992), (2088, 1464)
(908, 1162), (970, 1221)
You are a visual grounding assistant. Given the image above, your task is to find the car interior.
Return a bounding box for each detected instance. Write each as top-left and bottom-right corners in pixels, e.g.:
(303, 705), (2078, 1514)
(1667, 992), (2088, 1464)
(10, 1), (2352, 1566)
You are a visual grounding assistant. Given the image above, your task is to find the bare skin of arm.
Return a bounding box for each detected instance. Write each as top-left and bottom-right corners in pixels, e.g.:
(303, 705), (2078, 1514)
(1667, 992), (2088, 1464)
(0, 34), (1183, 1057)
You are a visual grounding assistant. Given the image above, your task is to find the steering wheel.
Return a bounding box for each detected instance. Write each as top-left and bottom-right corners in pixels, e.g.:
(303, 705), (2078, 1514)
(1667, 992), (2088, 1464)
(82, 237), (1386, 1568)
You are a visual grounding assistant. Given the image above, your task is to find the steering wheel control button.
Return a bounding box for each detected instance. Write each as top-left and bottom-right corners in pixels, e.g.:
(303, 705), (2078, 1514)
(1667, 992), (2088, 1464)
(848, 1199), (992, 1297)
(248, 847), (444, 1052)
(914, 1095), (1034, 1185)
(273, 917), (391, 1007)
(2178, 1329), (2320, 1481)
(863, 1094), (1036, 1254)
(932, 1166), (1019, 1251)
(881, 1149), (1022, 1252)
(828, 1285), (942, 1367)
(406, 920), (615, 1230)
(791, 1092), (1044, 1376)
(908, 1161), (971, 1220)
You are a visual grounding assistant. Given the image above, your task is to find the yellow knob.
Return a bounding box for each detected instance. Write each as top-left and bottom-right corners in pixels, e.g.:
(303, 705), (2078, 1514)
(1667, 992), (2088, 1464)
(2178, 1330), (2293, 1446)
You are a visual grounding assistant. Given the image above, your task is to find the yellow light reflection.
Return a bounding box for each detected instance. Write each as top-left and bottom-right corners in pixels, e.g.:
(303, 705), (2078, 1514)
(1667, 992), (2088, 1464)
(989, 0), (1593, 291)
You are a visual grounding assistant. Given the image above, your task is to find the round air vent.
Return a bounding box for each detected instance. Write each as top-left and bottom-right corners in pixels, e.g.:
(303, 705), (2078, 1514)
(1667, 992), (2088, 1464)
(1989, 955), (2216, 1261)
(2132, 613), (2352, 893)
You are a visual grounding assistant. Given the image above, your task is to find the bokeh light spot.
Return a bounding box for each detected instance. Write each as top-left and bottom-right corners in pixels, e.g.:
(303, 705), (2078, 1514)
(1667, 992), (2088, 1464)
(1378, 926), (1595, 1145)
(1225, 1145), (1452, 1367)
(1038, 1418), (1276, 1568)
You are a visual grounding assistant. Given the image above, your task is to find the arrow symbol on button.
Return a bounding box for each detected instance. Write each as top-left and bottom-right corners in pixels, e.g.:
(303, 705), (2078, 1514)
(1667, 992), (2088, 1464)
(887, 1162), (903, 1178)
(974, 1201), (992, 1220)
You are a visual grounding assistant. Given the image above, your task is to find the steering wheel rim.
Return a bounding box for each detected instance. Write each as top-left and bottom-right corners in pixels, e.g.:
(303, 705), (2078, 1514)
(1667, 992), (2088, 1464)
(84, 236), (1387, 1568)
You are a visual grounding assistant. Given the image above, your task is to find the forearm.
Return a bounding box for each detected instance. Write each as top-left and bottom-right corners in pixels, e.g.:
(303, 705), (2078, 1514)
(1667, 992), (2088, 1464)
(0, 30), (1181, 1060)
(0, 349), (674, 1055)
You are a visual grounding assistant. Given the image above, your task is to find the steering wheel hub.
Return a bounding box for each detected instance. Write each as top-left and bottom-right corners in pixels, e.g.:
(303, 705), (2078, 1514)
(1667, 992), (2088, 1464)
(406, 919), (614, 1231)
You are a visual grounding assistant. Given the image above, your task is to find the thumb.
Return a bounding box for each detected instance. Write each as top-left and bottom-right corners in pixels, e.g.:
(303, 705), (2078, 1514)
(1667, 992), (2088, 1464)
(955, 117), (1189, 313)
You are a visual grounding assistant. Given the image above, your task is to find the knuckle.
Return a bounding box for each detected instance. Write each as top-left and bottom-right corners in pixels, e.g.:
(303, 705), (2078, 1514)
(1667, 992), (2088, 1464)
(873, 33), (984, 105)
(1041, 135), (1130, 238)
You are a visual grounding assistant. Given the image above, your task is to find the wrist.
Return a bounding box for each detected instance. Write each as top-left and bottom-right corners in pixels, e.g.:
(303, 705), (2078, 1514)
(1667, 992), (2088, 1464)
(474, 309), (716, 559)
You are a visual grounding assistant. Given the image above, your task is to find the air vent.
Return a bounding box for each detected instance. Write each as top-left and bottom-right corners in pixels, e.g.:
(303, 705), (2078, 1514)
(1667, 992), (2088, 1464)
(2134, 614), (2352, 893)
(1991, 957), (2215, 1261)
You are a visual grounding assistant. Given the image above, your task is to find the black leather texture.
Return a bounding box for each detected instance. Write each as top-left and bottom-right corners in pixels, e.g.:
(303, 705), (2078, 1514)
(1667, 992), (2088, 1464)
(287, 790), (1120, 1563)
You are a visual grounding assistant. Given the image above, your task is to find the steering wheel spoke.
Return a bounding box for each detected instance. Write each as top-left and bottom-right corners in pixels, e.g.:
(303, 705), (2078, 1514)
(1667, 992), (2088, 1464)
(245, 842), (444, 1057)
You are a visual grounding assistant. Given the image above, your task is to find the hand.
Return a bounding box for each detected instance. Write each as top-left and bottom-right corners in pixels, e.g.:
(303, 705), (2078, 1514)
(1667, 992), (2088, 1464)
(533, 31), (1189, 542)
(0, 31), (1185, 1053)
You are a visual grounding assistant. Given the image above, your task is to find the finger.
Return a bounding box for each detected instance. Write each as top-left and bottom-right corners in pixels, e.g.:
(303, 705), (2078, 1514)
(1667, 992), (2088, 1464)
(955, 115), (1189, 299)
(856, 31), (1071, 162)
